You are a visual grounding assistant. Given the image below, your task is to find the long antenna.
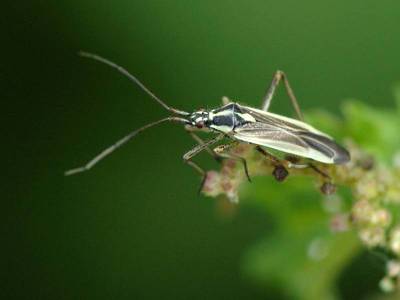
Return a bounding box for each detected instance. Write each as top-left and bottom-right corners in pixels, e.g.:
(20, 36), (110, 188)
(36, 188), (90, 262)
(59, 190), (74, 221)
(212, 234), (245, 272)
(79, 51), (189, 116)
(65, 117), (189, 176)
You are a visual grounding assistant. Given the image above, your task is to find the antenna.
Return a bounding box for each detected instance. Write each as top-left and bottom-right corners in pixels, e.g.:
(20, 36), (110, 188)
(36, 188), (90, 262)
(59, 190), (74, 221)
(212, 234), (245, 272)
(78, 51), (189, 116)
(65, 116), (189, 176)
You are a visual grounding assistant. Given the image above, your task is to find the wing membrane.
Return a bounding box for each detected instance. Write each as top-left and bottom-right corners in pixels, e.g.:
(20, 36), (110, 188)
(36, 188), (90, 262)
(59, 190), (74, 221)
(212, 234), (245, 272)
(233, 105), (350, 164)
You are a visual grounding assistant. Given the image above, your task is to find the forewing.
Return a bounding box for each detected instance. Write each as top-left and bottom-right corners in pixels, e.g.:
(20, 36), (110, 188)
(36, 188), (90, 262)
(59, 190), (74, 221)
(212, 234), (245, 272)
(233, 121), (313, 159)
(241, 105), (319, 133)
(234, 106), (349, 164)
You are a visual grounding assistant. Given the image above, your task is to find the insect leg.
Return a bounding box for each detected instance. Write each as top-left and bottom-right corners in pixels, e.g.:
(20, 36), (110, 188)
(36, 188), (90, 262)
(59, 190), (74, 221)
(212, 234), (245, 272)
(255, 146), (289, 181)
(286, 161), (336, 195)
(186, 160), (208, 194)
(221, 96), (232, 105)
(182, 134), (225, 192)
(261, 70), (304, 121)
(287, 161), (331, 179)
(185, 129), (222, 162)
(213, 143), (251, 182)
(309, 164), (336, 195)
(309, 163), (331, 179)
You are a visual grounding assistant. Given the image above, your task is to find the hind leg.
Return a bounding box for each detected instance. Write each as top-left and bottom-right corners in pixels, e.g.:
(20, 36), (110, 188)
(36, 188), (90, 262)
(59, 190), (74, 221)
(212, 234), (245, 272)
(261, 70), (304, 121)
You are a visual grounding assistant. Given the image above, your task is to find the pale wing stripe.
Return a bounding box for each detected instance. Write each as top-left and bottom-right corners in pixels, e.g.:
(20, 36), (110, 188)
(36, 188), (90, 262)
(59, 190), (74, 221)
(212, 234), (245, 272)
(299, 131), (350, 164)
(234, 133), (335, 163)
(240, 105), (332, 138)
(299, 132), (335, 159)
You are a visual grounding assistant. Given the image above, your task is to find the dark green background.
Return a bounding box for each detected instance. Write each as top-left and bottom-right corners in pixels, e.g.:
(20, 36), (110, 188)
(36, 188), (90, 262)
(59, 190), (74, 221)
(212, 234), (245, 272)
(3, 1), (400, 299)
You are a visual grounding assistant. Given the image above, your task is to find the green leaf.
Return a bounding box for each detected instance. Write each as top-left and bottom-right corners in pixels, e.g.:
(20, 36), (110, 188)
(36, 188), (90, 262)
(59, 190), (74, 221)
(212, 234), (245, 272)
(341, 100), (400, 162)
(241, 177), (360, 300)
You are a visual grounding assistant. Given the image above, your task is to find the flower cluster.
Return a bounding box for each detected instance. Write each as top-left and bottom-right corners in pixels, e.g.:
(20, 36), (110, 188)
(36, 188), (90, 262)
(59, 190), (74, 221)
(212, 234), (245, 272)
(202, 139), (400, 291)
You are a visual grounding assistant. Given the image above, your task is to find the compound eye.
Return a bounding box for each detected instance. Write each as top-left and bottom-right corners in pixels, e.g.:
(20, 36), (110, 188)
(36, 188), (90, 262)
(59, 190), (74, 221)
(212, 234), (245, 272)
(196, 121), (204, 129)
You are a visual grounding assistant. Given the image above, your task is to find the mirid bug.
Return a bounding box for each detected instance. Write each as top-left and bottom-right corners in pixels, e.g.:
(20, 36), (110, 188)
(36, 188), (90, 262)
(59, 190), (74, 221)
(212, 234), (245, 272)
(65, 52), (350, 191)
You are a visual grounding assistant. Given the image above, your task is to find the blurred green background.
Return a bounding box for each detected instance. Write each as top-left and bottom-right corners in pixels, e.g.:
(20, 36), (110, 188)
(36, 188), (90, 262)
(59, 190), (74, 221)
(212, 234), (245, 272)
(3, 1), (400, 299)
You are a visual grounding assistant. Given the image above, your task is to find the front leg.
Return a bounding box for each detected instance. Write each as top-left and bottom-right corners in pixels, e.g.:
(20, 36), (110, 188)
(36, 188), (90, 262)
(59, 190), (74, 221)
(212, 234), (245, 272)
(213, 143), (251, 182)
(185, 128), (222, 162)
(183, 134), (225, 193)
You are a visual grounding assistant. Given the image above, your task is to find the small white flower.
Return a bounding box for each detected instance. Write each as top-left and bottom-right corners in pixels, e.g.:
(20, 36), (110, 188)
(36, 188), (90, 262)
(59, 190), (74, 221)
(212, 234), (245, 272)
(380, 276), (395, 293)
(359, 227), (386, 247)
(390, 227), (400, 255)
(387, 260), (400, 278)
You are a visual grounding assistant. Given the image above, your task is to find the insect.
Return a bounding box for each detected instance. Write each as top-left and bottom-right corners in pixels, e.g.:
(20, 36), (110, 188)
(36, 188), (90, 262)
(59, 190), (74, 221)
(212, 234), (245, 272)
(65, 51), (350, 192)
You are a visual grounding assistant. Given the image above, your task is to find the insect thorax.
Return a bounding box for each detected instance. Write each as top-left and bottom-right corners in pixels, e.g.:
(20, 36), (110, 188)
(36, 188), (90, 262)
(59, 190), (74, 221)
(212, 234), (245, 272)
(208, 103), (256, 133)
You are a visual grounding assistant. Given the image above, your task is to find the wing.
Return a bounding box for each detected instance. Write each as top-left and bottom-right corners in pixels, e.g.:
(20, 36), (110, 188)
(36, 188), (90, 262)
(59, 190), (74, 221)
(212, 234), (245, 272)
(232, 105), (350, 164)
